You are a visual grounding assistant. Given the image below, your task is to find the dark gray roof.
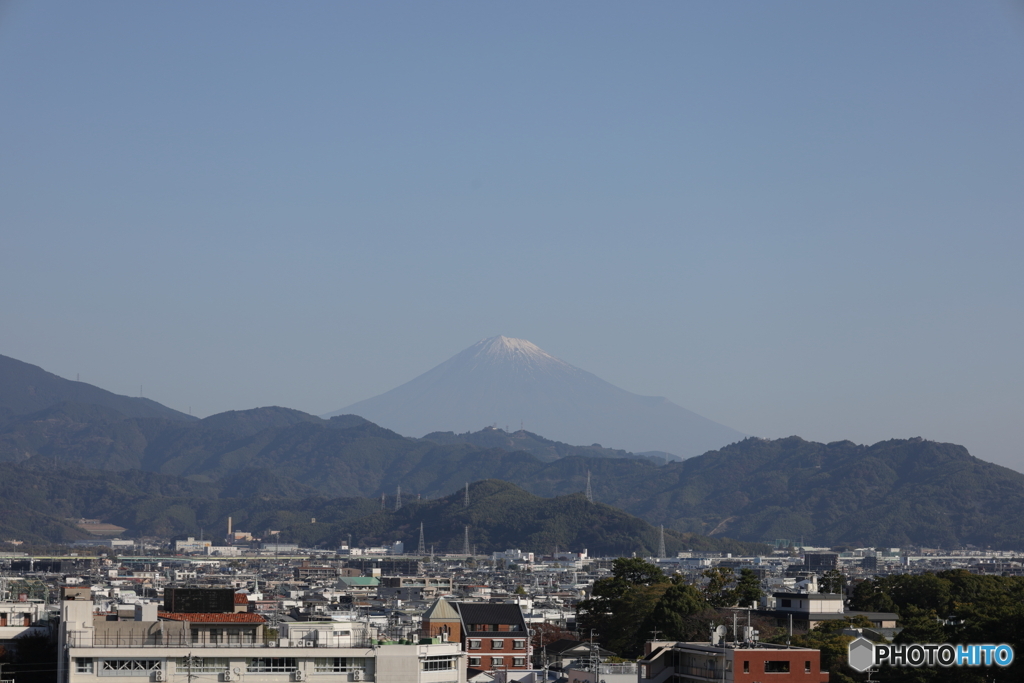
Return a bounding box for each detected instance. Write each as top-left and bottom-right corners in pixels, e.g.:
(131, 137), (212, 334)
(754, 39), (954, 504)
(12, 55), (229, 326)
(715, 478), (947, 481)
(455, 602), (527, 631)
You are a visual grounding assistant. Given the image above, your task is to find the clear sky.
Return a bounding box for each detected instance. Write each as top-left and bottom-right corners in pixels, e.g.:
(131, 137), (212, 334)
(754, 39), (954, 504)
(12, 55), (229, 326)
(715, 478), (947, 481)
(2, 2), (1023, 470)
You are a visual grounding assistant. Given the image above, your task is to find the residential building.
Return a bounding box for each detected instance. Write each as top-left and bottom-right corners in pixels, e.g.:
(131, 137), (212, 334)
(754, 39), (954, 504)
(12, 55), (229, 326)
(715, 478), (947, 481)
(639, 640), (828, 682)
(58, 588), (465, 683)
(421, 599), (530, 675)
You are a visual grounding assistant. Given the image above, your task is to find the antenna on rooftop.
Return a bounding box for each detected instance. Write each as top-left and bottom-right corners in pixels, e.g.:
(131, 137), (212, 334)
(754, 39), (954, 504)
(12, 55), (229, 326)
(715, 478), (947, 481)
(585, 471), (593, 503)
(658, 525), (666, 558)
(395, 486), (402, 511)
(418, 523), (426, 556)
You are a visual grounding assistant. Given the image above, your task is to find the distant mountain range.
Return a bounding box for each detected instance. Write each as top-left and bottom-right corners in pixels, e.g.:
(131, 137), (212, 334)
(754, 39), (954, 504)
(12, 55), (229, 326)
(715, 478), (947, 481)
(2, 350), (1023, 549)
(326, 336), (745, 459)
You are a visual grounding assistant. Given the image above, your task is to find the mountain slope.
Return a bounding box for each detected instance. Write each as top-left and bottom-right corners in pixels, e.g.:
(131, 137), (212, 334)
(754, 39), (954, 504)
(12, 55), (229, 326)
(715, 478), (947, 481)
(326, 336), (744, 458)
(421, 425), (665, 463)
(0, 354), (194, 422)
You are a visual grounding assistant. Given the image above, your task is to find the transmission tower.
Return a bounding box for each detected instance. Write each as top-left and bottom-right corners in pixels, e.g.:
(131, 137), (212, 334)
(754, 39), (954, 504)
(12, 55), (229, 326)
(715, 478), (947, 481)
(395, 486), (402, 511)
(417, 522), (426, 555)
(464, 482), (470, 507)
(658, 525), (666, 558)
(463, 526), (470, 555)
(585, 470), (593, 503)
(381, 493), (385, 510)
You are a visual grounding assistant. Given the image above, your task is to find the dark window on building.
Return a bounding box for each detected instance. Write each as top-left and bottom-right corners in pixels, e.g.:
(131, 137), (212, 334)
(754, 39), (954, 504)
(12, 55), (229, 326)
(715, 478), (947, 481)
(805, 660), (811, 673)
(765, 660), (790, 673)
(743, 661), (749, 673)
(781, 599), (792, 607)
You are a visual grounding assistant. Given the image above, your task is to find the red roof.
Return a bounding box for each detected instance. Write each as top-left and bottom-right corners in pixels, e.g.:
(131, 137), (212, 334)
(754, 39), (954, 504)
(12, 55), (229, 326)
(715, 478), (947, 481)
(159, 612), (265, 623)
(234, 594), (249, 604)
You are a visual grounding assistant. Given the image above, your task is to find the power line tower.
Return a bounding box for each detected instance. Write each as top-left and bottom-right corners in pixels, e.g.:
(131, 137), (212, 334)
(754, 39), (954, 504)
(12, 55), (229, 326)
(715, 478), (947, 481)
(657, 525), (666, 558)
(464, 482), (470, 507)
(463, 526), (470, 555)
(585, 471), (593, 503)
(380, 493), (385, 511)
(395, 486), (402, 512)
(417, 522), (426, 556)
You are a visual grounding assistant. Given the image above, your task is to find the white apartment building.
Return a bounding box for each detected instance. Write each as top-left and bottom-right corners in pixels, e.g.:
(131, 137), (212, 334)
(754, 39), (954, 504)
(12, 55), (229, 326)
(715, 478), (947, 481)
(58, 589), (465, 683)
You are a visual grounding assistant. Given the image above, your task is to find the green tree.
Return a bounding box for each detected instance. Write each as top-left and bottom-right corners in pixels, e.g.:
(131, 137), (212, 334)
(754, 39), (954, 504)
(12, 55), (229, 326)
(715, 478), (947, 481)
(647, 578), (710, 641)
(735, 568), (762, 607)
(820, 569), (845, 595)
(577, 558), (669, 657)
(701, 567), (738, 608)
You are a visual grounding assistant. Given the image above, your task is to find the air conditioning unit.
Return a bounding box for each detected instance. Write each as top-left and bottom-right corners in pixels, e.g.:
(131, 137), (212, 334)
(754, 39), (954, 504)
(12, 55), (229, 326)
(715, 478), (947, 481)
(154, 672), (165, 682)
(350, 671), (363, 682)
(223, 673), (233, 682)
(293, 671), (305, 682)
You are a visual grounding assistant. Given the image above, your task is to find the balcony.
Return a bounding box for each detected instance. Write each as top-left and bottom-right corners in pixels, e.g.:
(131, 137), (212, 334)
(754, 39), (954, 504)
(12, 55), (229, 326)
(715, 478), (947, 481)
(67, 632), (374, 650)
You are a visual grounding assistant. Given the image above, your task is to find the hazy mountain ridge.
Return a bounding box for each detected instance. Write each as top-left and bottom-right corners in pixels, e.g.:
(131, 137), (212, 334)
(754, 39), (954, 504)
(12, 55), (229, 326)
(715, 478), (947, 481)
(0, 354), (195, 422)
(327, 336), (746, 458)
(421, 425), (665, 463)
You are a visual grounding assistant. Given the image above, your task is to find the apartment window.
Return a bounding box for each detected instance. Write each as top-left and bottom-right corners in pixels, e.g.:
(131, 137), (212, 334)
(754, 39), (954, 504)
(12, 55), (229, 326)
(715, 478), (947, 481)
(469, 639), (482, 650)
(743, 661), (749, 673)
(764, 660), (791, 673)
(247, 658), (298, 673)
(209, 628), (222, 644)
(513, 640), (525, 650)
(99, 660), (162, 676)
(492, 657), (504, 667)
(513, 657), (526, 667)
(314, 658), (364, 673)
(781, 599), (792, 607)
(421, 656), (456, 672)
(76, 658), (94, 674)
(491, 639), (504, 649)
(468, 657), (481, 668)
(805, 661), (812, 673)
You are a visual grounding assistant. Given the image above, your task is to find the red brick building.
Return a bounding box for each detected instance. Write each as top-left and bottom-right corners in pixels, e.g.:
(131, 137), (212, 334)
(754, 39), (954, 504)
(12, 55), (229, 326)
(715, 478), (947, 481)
(421, 598), (531, 674)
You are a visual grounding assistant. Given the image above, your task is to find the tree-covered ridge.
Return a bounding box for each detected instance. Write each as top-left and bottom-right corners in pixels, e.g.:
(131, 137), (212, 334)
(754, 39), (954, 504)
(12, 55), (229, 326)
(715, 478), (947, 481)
(0, 463), (767, 555)
(421, 425), (662, 463)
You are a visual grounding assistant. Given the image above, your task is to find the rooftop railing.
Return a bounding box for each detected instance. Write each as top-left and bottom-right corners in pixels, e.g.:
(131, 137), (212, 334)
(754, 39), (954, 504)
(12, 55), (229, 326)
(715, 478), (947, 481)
(67, 632), (373, 650)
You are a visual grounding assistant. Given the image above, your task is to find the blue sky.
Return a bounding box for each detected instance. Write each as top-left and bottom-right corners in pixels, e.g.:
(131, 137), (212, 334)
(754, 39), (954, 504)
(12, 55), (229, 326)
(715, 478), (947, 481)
(2, 2), (1023, 469)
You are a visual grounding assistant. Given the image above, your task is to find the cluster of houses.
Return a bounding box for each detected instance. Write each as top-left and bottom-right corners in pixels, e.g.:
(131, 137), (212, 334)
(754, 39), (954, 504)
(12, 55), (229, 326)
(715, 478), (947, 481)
(3, 542), (1021, 683)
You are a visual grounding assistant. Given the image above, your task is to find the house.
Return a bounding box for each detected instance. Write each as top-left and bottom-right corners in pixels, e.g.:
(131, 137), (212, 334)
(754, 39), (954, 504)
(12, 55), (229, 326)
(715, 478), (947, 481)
(421, 599), (531, 674)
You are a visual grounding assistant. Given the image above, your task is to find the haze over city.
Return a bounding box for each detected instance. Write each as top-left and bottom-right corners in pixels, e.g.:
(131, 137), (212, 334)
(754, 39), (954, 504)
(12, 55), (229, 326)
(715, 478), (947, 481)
(2, 2), (1023, 470)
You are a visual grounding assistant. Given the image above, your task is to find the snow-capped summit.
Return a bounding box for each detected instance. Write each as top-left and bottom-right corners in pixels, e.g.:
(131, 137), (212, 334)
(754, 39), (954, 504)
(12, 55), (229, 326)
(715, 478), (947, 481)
(324, 337), (744, 458)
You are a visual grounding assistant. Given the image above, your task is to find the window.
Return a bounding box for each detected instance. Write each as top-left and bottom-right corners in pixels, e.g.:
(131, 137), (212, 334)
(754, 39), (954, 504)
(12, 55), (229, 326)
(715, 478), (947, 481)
(247, 659), (298, 673)
(781, 599), (792, 607)
(421, 656), (456, 672)
(513, 640), (525, 650)
(468, 657), (481, 668)
(469, 639), (482, 650)
(492, 657), (504, 667)
(99, 660), (162, 677)
(177, 659), (228, 674)
(764, 660), (791, 673)
(76, 658), (94, 674)
(314, 658), (365, 673)
(805, 661), (811, 673)
(491, 639), (504, 649)
(209, 628), (222, 644)
(513, 657), (526, 667)
(743, 661), (749, 673)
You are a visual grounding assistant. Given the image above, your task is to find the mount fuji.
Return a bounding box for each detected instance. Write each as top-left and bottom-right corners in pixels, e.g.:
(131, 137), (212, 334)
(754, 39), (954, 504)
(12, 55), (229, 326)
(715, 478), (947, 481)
(325, 336), (745, 459)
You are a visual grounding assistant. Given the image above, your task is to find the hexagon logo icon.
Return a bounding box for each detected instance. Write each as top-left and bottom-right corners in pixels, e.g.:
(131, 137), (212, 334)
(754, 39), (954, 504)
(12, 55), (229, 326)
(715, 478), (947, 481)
(848, 637), (875, 672)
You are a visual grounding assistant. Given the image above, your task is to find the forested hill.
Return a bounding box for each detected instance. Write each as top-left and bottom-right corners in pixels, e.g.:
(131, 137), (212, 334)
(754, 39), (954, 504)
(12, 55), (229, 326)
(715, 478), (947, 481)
(422, 425), (664, 462)
(0, 463), (767, 556)
(0, 354), (195, 422)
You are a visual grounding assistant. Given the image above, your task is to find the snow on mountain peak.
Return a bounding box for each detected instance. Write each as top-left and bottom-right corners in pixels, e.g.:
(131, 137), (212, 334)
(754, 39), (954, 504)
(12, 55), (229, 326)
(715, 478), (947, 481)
(475, 336), (560, 363)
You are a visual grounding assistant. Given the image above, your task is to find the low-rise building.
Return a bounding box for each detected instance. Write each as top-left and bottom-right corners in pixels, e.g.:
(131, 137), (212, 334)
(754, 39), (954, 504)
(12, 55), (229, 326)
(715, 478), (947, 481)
(639, 640), (828, 682)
